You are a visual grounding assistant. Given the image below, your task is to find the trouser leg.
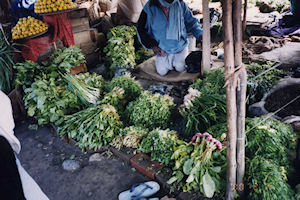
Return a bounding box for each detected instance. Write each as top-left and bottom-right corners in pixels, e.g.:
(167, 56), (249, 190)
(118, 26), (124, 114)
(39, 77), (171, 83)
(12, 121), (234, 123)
(173, 47), (189, 72)
(155, 55), (172, 76)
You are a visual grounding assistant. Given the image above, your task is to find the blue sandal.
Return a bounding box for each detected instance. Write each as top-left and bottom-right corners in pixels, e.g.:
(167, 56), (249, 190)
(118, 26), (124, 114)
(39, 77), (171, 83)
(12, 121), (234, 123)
(118, 181), (160, 200)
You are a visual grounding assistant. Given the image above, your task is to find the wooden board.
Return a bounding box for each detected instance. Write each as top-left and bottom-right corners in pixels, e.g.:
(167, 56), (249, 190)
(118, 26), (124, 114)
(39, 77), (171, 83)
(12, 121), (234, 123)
(71, 17), (90, 33)
(14, 29), (48, 41)
(39, 8), (78, 16)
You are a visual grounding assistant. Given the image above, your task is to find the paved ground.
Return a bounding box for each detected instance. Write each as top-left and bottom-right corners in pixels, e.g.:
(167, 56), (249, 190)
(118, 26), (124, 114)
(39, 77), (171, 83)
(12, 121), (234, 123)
(14, 120), (166, 200)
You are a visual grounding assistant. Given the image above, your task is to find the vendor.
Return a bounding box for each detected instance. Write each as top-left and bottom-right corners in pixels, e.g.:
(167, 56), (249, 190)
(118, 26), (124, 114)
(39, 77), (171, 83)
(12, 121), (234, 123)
(11, 0), (40, 24)
(291, 0), (300, 20)
(137, 0), (202, 76)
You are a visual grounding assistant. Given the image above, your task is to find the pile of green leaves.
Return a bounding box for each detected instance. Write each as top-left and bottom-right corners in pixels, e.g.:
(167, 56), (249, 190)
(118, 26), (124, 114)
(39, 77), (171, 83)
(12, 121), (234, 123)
(49, 46), (86, 73)
(0, 29), (15, 93)
(139, 129), (178, 166)
(24, 76), (83, 126)
(110, 126), (148, 150)
(246, 156), (295, 200)
(181, 69), (226, 136)
(59, 104), (123, 150)
(14, 61), (43, 91)
(104, 25), (136, 71)
(99, 87), (126, 114)
(135, 47), (153, 65)
(106, 74), (142, 102)
(247, 61), (286, 106)
(126, 91), (175, 129)
(75, 73), (105, 91)
(168, 134), (226, 198)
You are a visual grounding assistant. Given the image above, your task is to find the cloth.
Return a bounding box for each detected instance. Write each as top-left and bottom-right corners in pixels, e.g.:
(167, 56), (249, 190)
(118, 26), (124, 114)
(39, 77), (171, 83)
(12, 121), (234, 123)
(155, 46), (188, 76)
(137, 0), (202, 54)
(0, 136), (26, 200)
(0, 91), (21, 154)
(158, 0), (183, 41)
(159, 4), (169, 19)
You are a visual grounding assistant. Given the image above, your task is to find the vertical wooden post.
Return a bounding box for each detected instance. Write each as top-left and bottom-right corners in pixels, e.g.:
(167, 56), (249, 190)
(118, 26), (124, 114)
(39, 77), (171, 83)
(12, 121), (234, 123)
(242, 0), (248, 35)
(202, 0), (211, 75)
(233, 0), (247, 198)
(222, 0), (237, 199)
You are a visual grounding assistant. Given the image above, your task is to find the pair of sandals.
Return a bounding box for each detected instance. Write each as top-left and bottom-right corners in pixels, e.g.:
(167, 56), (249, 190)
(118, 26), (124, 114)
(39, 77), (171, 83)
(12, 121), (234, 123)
(118, 181), (160, 200)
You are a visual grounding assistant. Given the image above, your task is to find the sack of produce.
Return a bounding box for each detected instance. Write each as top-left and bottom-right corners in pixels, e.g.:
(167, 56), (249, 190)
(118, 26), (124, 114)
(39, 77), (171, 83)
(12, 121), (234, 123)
(117, 0), (148, 23)
(98, 0), (118, 13)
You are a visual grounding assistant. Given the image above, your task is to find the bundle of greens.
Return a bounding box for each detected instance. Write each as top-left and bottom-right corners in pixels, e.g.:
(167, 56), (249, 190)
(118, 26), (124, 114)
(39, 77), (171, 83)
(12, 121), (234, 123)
(59, 104), (123, 150)
(74, 73), (105, 91)
(135, 47), (153, 65)
(181, 69), (227, 136)
(63, 73), (100, 105)
(126, 91), (175, 129)
(99, 87), (125, 113)
(0, 28), (15, 93)
(104, 25), (136, 71)
(49, 46), (86, 73)
(14, 61), (43, 91)
(168, 133), (225, 198)
(106, 74), (142, 102)
(246, 156), (295, 200)
(139, 129), (178, 166)
(24, 77), (83, 125)
(247, 61), (286, 106)
(110, 126), (148, 150)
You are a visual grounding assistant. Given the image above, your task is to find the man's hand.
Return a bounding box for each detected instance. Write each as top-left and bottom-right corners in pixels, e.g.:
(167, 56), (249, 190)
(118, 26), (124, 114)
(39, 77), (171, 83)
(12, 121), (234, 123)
(153, 46), (168, 57)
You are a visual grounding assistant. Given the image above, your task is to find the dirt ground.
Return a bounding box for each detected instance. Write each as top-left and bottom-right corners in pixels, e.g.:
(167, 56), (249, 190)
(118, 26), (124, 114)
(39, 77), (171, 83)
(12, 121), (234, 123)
(14, 120), (167, 200)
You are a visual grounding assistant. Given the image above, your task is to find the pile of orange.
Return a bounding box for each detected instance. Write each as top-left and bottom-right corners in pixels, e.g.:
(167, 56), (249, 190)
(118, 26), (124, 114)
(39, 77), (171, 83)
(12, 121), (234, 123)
(34, 0), (76, 14)
(12, 16), (49, 40)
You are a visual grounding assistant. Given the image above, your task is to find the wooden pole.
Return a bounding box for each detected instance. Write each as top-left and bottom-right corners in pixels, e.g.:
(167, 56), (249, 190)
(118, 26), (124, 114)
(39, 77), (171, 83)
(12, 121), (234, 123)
(233, 0), (247, 197)
(222, 0), (237, 199)
(202, 0), (211, 75)
(242, 0), (248, 36)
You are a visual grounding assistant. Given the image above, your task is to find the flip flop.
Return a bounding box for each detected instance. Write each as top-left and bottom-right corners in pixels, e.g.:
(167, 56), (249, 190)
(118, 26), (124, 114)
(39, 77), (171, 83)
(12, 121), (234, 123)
(118, 181), (160, 200)
(136, 198), (159, 200)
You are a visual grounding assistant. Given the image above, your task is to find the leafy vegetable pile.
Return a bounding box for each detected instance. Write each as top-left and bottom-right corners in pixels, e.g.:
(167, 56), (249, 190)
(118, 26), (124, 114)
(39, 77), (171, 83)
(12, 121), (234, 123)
(99, 87), (125, 113)
(110, 126), (148, 150)
(104, 26), (136, 71)
(14, 61), (43, 91)
(106, 74), (142, 102)
(247, 61), (286, 106)
(59, 104), (123, 151)
(0, 29), (15, 93)
(139, 129), (178, 166)
(181, 69), (227, 136)
(168, 133), (225, 198)
(126, 91), (175, 129)
(49, 46), (86, 73)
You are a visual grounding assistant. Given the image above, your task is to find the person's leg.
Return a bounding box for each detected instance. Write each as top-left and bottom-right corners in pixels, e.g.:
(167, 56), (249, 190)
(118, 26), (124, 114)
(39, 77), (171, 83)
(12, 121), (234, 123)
(173, 47), (189, 72)
(0, 136), (26, 200)
(155, 55), (172, 76)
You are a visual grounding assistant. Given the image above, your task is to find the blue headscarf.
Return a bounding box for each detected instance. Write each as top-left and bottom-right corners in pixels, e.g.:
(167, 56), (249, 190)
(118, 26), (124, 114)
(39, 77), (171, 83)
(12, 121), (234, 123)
(158, 0), (183, 41)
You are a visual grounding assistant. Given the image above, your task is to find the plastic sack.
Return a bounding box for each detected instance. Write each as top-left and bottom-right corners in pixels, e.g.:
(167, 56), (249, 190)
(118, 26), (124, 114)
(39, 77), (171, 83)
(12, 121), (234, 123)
(117, 0), (148, 23)
(98, 0), (118, 13)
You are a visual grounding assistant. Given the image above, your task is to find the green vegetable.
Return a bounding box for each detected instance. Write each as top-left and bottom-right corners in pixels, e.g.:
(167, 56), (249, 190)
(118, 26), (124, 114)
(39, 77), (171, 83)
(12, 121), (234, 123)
(135, 47), (153, 65)
(139, 129), (178, 166)
(59, 104), (123, 150)
(104, 26), (136, 71)
(106, 74), (142, 102)
(99, 86), (126, 113)
(0, 28), (15, 93)
(295, 184), (300, 200)
(126, 91), (175, 129)
(14, 61), (43, 91)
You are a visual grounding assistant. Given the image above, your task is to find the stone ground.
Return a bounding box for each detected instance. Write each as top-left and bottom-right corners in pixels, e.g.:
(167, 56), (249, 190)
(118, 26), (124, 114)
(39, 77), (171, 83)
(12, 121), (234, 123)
(14, 120), (167, 200)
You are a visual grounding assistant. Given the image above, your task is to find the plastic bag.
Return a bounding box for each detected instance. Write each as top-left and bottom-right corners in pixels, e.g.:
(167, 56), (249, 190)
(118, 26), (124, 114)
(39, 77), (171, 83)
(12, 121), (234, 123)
(98, 0), (118, 13)
(117, 0), (148, 23)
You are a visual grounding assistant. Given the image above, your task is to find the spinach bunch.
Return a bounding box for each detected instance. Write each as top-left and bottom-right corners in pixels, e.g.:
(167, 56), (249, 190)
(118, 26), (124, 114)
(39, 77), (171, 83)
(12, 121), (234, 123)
(59, 104), (123, 151)
(104, 26), (136, 71)
(14, 61), (43, 91)
(139, 129), (178, 166)
(99, 87), (126, 114)
(106, 74), (142, 102)
(75, 72), (105, 92)
(181, 69), (226, 136)
(247, 61), (286, 106)
(126, 91), (175, 129)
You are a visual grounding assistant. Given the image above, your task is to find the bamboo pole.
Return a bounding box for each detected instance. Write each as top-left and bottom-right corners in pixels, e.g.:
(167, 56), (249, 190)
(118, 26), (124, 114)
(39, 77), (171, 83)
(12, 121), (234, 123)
(242, 0), (248, 36)
(233, 0), (247, 197)
(222, 0), (237, 199)
(202, 0), (211, 75)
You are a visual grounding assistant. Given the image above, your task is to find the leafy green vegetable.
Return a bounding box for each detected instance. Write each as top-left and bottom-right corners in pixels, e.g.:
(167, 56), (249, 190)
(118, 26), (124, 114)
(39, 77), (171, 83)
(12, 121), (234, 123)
(126, 91), (175, 129)
(139, 129), (178, 166)
(106, 74), (142, 102)
(14, 61), (43, 91)
(99, 87), (126, 113)
(59, 104), (123, 150)
(104, 26), (136, 71)
(135, 47), (153, 65)
(247, 61), (286, 105)
(0, 28), (15, 93)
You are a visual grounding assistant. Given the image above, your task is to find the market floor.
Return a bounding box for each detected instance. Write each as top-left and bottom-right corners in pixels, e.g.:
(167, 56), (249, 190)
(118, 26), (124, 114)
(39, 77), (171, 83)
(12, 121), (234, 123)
(14, 120), (166, 200)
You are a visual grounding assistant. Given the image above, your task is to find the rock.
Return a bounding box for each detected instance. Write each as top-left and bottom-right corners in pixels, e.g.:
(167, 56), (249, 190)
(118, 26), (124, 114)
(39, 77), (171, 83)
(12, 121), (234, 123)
(89, 153), (104, 162)
(292, 122), (300, 132)
(248, 101), (268, 118)
(62, 160), (80, 172)
(37, 143), (43, 148)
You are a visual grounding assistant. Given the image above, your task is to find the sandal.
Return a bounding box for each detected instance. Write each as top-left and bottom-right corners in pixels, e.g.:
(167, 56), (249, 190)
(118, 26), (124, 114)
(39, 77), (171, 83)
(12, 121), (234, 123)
(118, 181), (160, 200)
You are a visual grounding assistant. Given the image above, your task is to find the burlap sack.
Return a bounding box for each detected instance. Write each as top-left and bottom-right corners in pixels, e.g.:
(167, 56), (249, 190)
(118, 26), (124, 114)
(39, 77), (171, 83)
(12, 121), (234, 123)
(117, 0), (148, 23)
(99, 0), (118, 13)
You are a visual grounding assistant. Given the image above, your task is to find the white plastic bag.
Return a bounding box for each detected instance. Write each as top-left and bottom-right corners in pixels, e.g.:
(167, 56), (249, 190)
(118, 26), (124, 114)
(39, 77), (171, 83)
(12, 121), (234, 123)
(117, 0), (148, 23)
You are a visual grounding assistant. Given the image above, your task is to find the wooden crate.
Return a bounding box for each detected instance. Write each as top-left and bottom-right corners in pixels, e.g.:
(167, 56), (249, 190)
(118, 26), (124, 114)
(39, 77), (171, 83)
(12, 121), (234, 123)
(74, 29), (98, 55)
(71, 17), (90, 33)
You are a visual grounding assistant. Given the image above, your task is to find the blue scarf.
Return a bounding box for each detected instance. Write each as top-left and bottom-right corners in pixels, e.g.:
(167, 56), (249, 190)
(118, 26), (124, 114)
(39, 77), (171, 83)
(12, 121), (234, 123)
(158, 0), (183, 41)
